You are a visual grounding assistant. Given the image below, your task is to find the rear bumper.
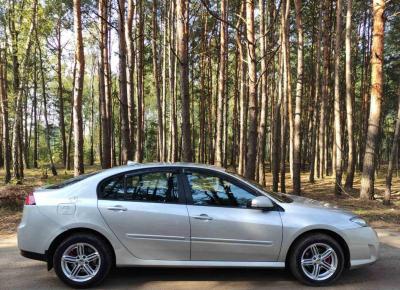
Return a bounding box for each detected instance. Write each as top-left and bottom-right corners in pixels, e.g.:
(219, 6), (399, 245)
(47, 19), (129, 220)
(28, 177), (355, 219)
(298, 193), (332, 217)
(20, 250), (47, 262)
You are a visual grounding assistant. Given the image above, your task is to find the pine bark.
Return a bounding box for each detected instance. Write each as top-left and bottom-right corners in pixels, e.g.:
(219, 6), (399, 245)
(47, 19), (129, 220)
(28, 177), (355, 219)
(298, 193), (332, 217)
(215, 0), (228, 167)
(333, 0), (343, 195)
(152, 0), (164, 162)
(73, 0), (85, 176)
(244, 0), (258, 179)
(0, 50), (11, 183)
(360, 0), (386, 200)
(118, 0), (131, 164)
(257, 0), (267, 185)
(293, 0), (303, 195)
(345, 0), (355, 189)
(177, 0), (192, 162)
(135, 0), (145, 162)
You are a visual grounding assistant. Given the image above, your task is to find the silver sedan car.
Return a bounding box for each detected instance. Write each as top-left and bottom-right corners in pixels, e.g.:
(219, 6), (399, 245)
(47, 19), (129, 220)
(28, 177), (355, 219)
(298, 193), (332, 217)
(18, 163), (379, 288)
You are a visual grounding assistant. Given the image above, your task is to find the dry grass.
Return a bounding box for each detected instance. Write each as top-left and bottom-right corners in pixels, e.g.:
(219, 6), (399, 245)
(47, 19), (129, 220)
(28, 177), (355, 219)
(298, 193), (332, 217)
(0, 166), (399, 235)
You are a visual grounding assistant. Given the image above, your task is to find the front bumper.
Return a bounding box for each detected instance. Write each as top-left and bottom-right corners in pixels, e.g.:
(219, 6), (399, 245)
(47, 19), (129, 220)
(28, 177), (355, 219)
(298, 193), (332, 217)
(343, 226), (379, 268)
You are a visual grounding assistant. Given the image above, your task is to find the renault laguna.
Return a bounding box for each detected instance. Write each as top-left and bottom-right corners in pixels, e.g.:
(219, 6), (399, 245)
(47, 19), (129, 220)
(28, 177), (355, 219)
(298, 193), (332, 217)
(18, 163), (379, 287)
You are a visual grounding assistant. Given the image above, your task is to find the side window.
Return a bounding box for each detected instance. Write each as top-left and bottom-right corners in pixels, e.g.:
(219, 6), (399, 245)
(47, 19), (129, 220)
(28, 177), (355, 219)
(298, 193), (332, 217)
(99, 175), (125, 200)
(186, 172), (257, 208)
(99, 172), (180, 203)
(125, 172), (179, 203)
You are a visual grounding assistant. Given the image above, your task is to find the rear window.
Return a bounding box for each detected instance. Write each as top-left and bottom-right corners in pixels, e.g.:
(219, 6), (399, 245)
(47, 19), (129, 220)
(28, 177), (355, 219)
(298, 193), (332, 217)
(45, 171), (102, 189)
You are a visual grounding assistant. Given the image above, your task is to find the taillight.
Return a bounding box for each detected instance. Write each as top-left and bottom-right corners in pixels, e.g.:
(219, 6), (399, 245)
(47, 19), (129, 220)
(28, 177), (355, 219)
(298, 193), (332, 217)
(25, 192), (36, 205)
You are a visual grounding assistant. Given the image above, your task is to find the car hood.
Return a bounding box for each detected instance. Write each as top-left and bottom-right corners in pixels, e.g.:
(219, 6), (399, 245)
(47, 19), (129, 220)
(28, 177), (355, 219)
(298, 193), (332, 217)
(285, 194), (354, 216)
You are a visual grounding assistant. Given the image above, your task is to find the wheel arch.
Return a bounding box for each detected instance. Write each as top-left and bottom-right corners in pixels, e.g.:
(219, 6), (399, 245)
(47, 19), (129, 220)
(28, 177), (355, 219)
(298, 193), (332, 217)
(285, 229), (351, 269)
(46, 227), (116, 270)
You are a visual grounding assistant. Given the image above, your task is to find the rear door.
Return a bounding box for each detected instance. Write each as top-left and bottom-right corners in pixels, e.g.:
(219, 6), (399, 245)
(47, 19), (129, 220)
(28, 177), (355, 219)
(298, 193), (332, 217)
(98, 168), (190, 260)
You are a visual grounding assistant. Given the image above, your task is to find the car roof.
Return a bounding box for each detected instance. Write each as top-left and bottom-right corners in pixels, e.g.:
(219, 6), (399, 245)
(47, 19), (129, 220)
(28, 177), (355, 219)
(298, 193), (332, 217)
(97, 162), (227, 177)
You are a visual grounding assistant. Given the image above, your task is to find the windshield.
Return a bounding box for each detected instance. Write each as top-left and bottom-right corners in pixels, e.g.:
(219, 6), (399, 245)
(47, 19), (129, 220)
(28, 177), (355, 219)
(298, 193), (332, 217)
(44, 171), (102, 189)
(228, 171), (293, 203)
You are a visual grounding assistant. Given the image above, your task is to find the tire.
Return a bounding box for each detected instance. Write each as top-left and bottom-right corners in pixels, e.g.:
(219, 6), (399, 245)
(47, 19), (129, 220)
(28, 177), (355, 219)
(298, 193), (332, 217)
(289, 233), (345, 286)
(53, 233), (113, 288)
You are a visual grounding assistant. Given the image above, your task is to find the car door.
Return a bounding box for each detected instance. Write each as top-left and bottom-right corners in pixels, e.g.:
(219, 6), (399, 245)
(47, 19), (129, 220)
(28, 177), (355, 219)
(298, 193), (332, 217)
(98, 169), (190, 261)
(183, 169), (283, 262)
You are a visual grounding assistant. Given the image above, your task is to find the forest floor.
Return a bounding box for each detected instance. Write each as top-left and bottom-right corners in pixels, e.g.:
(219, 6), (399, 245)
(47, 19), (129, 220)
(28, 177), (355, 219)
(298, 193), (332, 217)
(0, 166), (399, 235)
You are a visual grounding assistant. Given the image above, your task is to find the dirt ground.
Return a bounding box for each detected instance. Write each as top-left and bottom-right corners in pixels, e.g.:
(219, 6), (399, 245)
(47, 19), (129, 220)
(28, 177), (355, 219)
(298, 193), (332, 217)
(1, 228), (399, 290)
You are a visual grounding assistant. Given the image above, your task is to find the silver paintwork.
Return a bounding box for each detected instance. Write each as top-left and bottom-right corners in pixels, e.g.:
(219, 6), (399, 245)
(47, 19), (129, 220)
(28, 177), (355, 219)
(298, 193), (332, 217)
(251, 196), (274, 209)
(18, 163), (379, 274)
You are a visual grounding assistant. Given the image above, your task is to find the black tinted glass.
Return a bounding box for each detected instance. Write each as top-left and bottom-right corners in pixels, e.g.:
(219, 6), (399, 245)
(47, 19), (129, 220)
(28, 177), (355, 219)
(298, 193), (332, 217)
(186, 172), (256, 208)
(99, 171), (179, 203)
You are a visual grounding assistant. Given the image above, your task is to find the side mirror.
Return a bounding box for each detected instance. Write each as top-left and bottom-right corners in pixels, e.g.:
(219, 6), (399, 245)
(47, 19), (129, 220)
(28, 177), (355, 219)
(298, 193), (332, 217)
(251, 196), (274, 209)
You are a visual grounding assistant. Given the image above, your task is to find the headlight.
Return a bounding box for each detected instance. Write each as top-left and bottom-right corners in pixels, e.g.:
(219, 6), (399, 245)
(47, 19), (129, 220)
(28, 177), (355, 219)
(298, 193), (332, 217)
(350, 216), (368, 227)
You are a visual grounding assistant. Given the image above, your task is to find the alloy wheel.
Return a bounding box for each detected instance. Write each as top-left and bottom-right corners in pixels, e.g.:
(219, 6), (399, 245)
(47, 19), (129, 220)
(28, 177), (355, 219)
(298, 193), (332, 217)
(300, 242), (338, 281)
(60, 242), (101, 282)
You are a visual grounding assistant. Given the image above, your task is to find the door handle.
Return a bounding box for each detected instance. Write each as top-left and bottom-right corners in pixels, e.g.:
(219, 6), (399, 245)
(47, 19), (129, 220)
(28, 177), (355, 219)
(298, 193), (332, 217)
(107, 205), (128, 212)
(192, 214), (213, 221)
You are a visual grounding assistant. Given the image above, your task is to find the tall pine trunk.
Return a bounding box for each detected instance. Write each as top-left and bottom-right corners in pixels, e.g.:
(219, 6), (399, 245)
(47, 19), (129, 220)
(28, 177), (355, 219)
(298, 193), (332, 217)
(118, 0), (131, 164)
(345, 0), (355, 189)
(360, 0), (385, 200)
(333, 0), (343, 195)
(244, 0), (258, 179)
(0, 49), (11, 183)
(73, 0), (85, 176)
(215, 0), (228, 167)
(177, 0), (192, 162)
(293, 0), (303, 195)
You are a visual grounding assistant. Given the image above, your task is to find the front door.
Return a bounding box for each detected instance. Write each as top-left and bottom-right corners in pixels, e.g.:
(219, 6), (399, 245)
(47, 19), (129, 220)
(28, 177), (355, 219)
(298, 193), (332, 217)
(98, 169), (190, 260)
(184, 170), (283, 261)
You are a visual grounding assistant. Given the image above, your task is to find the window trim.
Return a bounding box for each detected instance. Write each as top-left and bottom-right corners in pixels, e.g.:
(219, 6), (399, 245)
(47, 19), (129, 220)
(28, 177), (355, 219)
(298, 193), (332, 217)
(181, 167), (280, 210)
(96, 167), (187, 204)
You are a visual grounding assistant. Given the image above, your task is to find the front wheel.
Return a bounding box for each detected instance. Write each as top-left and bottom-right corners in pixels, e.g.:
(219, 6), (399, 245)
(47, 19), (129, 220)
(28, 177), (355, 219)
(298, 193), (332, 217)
(289, 233), (345, 286)
(53, 234), (112, 288)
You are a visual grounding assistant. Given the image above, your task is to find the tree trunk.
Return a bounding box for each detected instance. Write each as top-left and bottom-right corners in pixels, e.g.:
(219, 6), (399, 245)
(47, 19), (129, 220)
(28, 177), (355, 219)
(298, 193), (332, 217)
(135, 0), (145, 162)
(215, 0), (228, 167)
(169, 0), (178, 162)
(293, 0), (303, 195)
(177, 0), (192, 162)
(333, 0), (343, 195)
(126, 0), (136, 156)
(319, 0), (330, 179)
(384, 92), (400, 205)
(236, 1), (247, 175)
(309, 6), (322, 183)
(56, 17), (67, 169)
(152, 0), (164, 162)
(0, 49), (11, 183)
(118, 0), (131, 164)
(360, 0), (385, 200)
(73, 0), (85, 176)
(344, 0), (355, 189)
(244, 0), (258, 180)
(257, 0), (267, 185)
(99, 0), (112, 168)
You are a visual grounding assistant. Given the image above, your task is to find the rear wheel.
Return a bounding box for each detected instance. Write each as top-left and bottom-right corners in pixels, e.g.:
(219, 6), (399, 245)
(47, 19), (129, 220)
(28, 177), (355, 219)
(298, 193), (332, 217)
(289, 233), (345, 286)
(53, 234), (112, 288)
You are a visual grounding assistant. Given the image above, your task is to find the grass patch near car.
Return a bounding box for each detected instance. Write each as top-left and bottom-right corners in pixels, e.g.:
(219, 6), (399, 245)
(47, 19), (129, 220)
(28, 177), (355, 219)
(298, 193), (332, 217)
(0, 166), (399, 235)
